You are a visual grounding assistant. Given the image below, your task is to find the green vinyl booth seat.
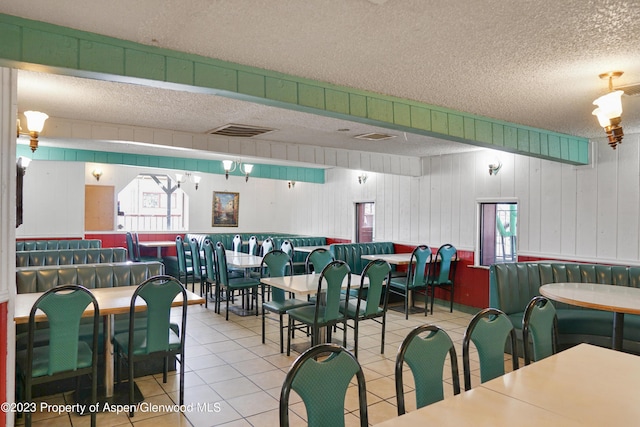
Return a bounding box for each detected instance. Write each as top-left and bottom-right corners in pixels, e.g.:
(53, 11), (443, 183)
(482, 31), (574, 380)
(16, 261), (168, 388)
(490, 262), (640, 353)
(16, 239), (101, 251)
(17, 261), (164, 294)
(329, 242), (395, 275)
(17, 247), (127, 267)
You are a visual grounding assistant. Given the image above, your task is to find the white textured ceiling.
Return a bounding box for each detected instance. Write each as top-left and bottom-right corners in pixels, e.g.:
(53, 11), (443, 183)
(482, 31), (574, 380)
(4, 0), (640, 164)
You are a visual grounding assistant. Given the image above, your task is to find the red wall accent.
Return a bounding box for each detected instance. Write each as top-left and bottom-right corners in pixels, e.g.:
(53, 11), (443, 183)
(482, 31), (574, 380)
(392, 243), (488, 309)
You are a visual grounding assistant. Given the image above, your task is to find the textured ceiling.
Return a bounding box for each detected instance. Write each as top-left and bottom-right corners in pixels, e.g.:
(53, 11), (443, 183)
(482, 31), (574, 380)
(4, 0), (640, 164)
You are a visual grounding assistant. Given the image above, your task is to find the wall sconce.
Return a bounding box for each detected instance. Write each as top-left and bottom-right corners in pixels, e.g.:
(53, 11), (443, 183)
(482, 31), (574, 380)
(92, 168), (103, 181)
(175, 172), (201, 190)
(288, 181), (296, 189)
(489, 161), (502, 176)
(17, 110), (49, 153)
(16, 156), (31, 228)
(357, 172), (368, 184)
(222, 159), (254, 182)
(592, 71), (624, 149)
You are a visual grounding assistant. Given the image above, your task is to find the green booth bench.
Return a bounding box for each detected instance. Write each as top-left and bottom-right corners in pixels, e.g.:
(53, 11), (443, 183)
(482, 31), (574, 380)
(329, 242), (396, 274)
(16, 239), (102, 251)
(16, 247), (127, 267)
(16, 261), (170, 396)
(490, 261), (640, 353)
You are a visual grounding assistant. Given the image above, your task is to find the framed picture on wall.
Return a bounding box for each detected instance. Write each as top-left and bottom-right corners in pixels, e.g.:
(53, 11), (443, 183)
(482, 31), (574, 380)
(212, 191), (239, 227)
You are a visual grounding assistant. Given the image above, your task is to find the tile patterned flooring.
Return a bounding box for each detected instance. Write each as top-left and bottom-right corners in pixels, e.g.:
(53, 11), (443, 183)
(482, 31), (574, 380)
(16, 301), (507, 427)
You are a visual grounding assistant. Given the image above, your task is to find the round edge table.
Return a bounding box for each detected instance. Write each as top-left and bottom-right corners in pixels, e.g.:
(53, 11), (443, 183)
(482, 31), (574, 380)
(540, 282), (640, 351)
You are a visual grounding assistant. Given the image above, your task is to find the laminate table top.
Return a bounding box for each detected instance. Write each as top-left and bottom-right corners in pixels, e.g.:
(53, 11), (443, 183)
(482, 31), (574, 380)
(374, 344), (640, 426)
(540, 282), (640, 315)
(260, 272), (365, 296)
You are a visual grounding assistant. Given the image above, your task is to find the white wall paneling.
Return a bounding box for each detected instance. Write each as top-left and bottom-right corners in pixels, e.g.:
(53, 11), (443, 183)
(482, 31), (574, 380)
(16, 132), (640, 264)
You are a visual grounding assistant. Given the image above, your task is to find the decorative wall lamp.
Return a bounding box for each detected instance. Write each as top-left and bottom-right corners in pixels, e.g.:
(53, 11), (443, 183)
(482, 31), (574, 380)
(222, 159), (254, 182)
(16, 156), (31, 228)
(288, 181), (296, 189)
(17, 110), (49, 152)
(592, 71), (624, 149)
(488, 161), (502, 176)
(92, 168), (103, 181)
(175, 172), (201, 190)
(357, 172), (368, 184)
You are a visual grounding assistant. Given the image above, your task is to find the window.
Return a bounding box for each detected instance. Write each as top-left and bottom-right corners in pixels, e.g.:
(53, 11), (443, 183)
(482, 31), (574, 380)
(478, 202), (517, 266)
(117, 174), (189, 231)
(355, 202), (375, 243)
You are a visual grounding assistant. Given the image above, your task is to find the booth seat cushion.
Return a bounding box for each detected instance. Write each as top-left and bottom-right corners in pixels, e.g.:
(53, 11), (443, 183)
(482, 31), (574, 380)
(16, 239), (102, 251)
(490, 261), (640, 350)
(16, 261), (164, 294)
(330, 242), (395, 274)
(17, 248), (126, 267)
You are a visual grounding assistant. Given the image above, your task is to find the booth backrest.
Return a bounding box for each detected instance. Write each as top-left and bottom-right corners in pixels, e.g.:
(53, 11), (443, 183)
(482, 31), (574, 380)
(330, 242), (395, 274)
(16, 261), (164, 293)
(489, 262), (640, 315)
(16, 247), (127, 267)
(16, 239), (102, 251)
(185, 233), (325, 263)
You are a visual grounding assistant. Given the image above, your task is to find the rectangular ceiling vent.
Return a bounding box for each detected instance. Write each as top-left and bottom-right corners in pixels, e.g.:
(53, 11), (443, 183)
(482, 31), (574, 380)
(618, 83), (640, 97)
(354, 132), (397, 141)
(208, 124), (276, 137)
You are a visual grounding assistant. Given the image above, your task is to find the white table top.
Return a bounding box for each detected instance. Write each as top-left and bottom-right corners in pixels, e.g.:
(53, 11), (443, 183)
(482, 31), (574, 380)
(293, 245), (330, 253)
(137, 240), (176, 247)
(374, 344), (640, 426)
(14, 285), (205, 324)
(540, 282), (640, 315)
(226, 251), (263, 268)
(260, 273), (364, 296)
(361, 253), (412, 265)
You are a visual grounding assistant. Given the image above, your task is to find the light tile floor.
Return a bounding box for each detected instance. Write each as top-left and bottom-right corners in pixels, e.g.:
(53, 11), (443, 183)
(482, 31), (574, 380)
(16, 301), (515, 427)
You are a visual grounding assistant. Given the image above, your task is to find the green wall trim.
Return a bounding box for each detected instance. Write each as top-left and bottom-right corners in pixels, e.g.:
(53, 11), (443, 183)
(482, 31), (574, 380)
(16, 145), (326, 184)
(1, 14), (589, 166)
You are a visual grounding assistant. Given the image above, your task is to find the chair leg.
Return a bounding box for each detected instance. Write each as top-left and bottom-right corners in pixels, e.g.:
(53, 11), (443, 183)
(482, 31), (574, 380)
(449, 285), (454, 313)
(129, 355), (135, 417)
(279, 313), (284, 354)
(353, 319), (358, 358)
(91, 363), (97, 427)
(163, 356), (168, 383)
(179, 353), (185, 406)
(381, 313), (386, 355)
(404, 291), (409, 320)
(286, 317), (293, 356)
(261, 307), (266, 344)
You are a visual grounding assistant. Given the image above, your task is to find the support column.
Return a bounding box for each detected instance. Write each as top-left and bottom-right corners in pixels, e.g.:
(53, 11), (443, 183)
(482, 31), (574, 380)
(0, 67), (18, 427)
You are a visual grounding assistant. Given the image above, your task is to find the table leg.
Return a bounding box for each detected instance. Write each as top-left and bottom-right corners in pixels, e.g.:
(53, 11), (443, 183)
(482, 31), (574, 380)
(156, 247), (162, 258)
(104, 314), (113, 397)
(613, 312), (624, 351)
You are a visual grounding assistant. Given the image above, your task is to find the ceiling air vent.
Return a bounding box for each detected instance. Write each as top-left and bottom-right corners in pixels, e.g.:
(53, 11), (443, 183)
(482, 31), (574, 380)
(618, 83), (640, 97)
(354, 132), (396, 141)
(208, 124), (275, 137)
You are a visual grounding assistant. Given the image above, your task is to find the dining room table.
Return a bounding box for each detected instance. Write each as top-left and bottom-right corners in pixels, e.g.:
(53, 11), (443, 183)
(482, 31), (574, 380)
(260, 272), (366, 347)
(137, 240), (175, 258)
(540, 282), (640, 351)
(374, 343), (640, 426)
(14, 285), (205, 401)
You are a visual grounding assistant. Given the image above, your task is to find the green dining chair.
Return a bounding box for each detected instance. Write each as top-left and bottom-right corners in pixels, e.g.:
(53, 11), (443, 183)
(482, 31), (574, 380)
(389, 245), (432, 319)
(16, 285), (100, 427)
(305, 247), (334, 274)
(462, 308), (519, 391)
(113, 275), (188, 417)
(280, 344), (368, 427)
(340, 258), (391, 358)
(522, 296), (558, 365)
(395, 325), (461, 415)
(213, 241), (260, 320)
(175, 235), (195, 291)
(286, 260), (351, 356)
(261, 250), (312, 353)
(425, 243), (457, 314)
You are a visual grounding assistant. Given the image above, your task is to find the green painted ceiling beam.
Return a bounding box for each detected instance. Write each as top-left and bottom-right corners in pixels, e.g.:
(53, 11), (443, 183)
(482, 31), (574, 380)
(1, 14), (589, 165)
(16, 145), (325, 184)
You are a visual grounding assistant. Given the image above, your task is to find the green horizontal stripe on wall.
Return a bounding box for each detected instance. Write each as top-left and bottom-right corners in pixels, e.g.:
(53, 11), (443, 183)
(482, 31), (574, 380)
(16, 145), (326, 184)
(0, 14), (589, 165)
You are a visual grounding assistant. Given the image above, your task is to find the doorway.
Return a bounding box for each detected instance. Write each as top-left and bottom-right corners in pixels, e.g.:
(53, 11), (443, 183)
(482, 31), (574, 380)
(355, 202), (375, 243)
